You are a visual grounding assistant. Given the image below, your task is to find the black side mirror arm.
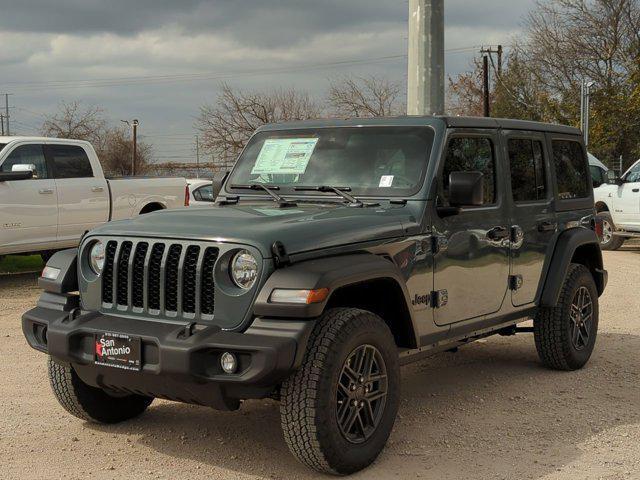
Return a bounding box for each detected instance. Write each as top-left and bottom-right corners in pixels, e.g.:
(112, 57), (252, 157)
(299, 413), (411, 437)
(436, 206), (461, 218)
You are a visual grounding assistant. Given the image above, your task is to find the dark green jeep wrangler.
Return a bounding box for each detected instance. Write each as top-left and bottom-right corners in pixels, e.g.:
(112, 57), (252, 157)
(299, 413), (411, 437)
(23, 116), (606, 475)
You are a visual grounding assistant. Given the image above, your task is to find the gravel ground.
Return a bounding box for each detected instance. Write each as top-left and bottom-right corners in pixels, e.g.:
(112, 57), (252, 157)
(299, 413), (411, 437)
(1, 248), (639, 480)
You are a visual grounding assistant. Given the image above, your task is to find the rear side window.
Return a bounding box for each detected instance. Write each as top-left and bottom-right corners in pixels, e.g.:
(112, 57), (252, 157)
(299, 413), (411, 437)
(50, 145), (94, 178)
(443, 137), (496, 205)
(0, 144), (49, 179)
(508, 139), (547, 202)
(552, 140), (589, 199)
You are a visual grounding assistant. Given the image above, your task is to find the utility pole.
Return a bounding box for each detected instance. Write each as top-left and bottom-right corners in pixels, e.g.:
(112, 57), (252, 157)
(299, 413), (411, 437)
(482, 55), (490, 117)
(195, 135), (200, 178)
(0, 114), (4, 136)
(407, 0), (445, 115)
(3, 94), (11, 136)
(580, 80), (595, 147)
(497, 45), (503, 77)
(132, 119), (139, 176)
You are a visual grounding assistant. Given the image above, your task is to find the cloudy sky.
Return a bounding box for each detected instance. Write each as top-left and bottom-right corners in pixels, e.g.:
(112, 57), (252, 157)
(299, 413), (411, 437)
(0, 0), (533, 161)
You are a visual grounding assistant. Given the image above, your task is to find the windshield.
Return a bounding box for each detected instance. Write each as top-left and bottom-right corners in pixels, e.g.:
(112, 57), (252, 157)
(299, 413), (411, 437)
(227, 126), (435, 197)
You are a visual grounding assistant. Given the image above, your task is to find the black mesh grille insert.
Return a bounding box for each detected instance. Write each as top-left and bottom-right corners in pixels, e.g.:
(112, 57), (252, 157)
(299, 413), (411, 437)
(200, 247), (219, 315)
(164, 244), (183, 312)
(131, 242), (148, 308)
(116, 241), (133, 305)
(182, 245), (200, 314)
(148, 243), (165, 310)
(102, 241), (117, 304)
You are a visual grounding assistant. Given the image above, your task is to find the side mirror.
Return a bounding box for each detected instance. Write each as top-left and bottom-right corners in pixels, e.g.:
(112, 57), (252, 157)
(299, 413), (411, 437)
(212, 171), (229, 200)
(449, 171), (484, 207)
(0, 169), (34, 182)
(606, 170), (623, 185)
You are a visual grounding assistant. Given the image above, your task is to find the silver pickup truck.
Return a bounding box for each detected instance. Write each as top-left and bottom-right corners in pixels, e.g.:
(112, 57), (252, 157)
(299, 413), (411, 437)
(0, 136), (187, 261)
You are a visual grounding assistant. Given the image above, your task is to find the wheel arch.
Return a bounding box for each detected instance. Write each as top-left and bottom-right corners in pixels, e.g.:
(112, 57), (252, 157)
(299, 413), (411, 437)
(595, 201), (609, 213)
(253, 253), (419, 349)
(138, 201), (166, 215)
(539, 228), (606, 307)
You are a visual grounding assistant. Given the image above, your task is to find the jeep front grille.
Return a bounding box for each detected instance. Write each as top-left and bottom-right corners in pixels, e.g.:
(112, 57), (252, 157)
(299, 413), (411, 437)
(101, 239), (219, 319)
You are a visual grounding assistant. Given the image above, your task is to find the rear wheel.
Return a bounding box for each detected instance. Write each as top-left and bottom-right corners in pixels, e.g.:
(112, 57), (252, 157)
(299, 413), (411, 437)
(534, 264), (599, 370)
(280, 308), (400, 475)
(48, 358), (153, 424)
(597, 212), (624, 250)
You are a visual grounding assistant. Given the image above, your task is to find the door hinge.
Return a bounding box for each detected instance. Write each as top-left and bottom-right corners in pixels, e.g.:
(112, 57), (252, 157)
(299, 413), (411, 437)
(431, 289), (448, 308)
(509, 274), (523, 291)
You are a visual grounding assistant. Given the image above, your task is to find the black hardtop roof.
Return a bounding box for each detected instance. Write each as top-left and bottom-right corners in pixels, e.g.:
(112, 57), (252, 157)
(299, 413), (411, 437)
(257, 115), (582, 136)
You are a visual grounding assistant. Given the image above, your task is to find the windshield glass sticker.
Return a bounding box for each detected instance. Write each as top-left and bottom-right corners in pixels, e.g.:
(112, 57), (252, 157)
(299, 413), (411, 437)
(379, 175), (394, 188)
(251, 138), (319, 175)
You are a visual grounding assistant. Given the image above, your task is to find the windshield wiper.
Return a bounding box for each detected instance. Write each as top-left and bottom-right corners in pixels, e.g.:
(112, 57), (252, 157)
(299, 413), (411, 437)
(229, 184), (297, 207)
(294, 185), (364, 208)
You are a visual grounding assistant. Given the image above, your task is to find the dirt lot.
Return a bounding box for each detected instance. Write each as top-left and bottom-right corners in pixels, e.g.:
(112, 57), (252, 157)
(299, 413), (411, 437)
(1, 248), (639, 480)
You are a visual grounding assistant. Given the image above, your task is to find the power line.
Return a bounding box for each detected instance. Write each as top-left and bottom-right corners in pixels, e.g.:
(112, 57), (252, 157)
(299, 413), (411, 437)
(1, 45), (495, 93)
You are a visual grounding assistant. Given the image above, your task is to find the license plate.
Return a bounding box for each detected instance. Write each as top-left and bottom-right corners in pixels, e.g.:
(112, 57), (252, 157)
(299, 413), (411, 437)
(95, 332), (141, 371)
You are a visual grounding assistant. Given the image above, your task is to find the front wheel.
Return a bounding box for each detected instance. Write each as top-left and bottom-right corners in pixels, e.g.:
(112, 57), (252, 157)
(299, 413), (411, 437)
(48, 358), (153, 424)
(597, 212), (625, 250)
(534, 264), (599, 371)
(280, 308), (400, 475)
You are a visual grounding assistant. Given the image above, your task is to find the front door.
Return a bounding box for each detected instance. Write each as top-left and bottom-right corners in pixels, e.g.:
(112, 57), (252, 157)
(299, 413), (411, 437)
(432, 131), (510, 326)
(0, 143), (58, 253)
(613, 160), (640, 229)
(503, 132), (556, 306)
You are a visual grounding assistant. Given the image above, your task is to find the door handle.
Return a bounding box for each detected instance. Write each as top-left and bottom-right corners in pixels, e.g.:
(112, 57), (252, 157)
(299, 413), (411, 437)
(487, 226), (509, 241)
(91, 186), (104, 192)
(538, 221), (557, 232)
(633, 188), (639, 193)
(38, 188), (54, 194)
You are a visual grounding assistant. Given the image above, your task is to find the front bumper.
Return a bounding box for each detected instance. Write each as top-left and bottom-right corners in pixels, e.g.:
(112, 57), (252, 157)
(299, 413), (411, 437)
(23, 296), (314, 410)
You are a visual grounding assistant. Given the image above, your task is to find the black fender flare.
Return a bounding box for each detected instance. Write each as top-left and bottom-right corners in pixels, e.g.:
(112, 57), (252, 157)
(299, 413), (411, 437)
(254, 253), (418, 339)
(539, 228), (606, 307)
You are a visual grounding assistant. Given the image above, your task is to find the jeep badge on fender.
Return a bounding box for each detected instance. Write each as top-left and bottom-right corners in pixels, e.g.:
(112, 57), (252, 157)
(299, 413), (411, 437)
(23, 116), (606, 475)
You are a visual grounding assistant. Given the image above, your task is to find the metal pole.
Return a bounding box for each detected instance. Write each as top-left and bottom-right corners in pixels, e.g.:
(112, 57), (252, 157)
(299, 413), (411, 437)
(195, 135), (200, 178)
(407, 0), (445, 115)
(584, 84), (590, 147)
(132, 119), (139, 176)
(483, 55), (490, 117)
(580, 80), (585, 135)
(0, 114), (4, 136)
(497, 45), (503, 77)
(5, 94), (10, 136)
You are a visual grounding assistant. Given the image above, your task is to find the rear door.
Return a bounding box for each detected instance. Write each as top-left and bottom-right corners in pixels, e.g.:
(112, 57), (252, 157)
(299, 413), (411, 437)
(432, 130), (510, 326)
(503, 131), (556, 306)
(47, 143), (109, 246)
(0, 143), (58, 252)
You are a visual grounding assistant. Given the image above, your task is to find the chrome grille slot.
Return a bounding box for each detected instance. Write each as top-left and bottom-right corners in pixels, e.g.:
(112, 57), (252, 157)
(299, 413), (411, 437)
(100, 239), (218, 320)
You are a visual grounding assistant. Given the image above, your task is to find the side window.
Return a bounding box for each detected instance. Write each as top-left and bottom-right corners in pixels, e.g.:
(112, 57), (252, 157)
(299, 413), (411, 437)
(0, 144), (49, 179)
(625, 162), (640, 183)
(552, 140), (589, 199)
(443, 137), (495, 205)
(589, 165), (605, 188)
(194, 185), (214, 202)
(508, 138), (547, 202)
(50, 145), (94, 179)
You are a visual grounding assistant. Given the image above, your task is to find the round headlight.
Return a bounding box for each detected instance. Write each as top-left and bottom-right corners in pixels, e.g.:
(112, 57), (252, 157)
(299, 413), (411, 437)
(89, 241), (105, 275)
(230, 250), (258, 289)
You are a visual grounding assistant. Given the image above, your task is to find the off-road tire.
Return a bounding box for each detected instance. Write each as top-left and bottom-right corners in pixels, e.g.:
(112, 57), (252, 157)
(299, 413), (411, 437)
(597, 212), (624, 250)
(534, 264), (599, 371)
(280, 308), (400, 475)
(48, 358), (153, 424)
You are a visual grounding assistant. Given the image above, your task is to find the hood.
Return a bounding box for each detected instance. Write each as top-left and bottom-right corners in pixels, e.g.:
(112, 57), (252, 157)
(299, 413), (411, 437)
(89, 201), (418, 258)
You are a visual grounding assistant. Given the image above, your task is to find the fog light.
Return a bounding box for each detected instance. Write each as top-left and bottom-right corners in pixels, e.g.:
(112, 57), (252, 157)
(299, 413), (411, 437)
(41, 266), (60, 280)
(220, 352), (238, 374)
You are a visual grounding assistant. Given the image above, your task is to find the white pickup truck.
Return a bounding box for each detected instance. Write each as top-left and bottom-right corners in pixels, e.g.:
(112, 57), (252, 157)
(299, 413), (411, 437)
(0, 136), (187, 261)
(594, 158), (640, 250)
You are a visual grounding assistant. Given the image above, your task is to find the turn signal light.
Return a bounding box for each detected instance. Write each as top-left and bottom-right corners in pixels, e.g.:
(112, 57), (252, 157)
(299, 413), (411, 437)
(270, 288), (329, 305)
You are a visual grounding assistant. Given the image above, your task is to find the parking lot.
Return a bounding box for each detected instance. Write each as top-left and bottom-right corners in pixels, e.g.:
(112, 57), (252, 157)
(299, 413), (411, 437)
(0, 247), (638, 480)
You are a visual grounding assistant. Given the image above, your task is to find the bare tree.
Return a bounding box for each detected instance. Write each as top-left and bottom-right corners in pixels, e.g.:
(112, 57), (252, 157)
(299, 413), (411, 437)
(328, 75), (404, 117)
(195, 83), (322, 169)
(100, 127), (152, 177)
(41, 101), (108, 149)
